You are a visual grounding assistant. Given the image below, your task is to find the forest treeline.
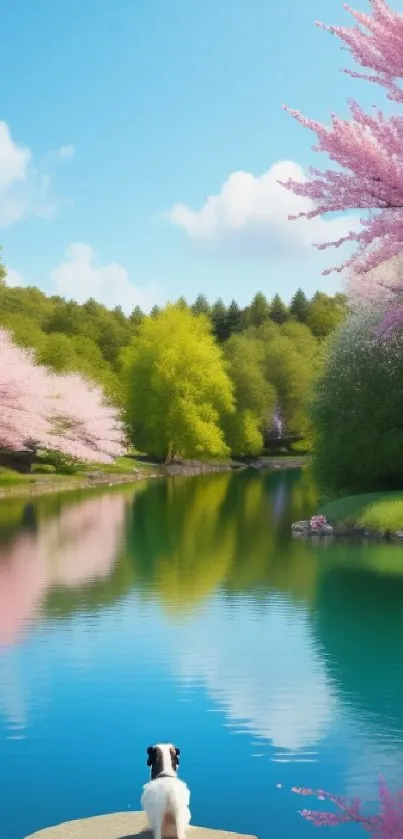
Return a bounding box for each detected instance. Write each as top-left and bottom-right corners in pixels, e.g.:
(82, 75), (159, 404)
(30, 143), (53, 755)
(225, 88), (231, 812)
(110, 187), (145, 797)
(0, 273), (347, 459)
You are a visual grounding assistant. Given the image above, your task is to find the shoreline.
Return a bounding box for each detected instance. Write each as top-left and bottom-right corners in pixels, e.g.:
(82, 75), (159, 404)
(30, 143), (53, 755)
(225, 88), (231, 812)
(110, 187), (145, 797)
(0, 470), (162, 500)
(0, 455), (309, 502)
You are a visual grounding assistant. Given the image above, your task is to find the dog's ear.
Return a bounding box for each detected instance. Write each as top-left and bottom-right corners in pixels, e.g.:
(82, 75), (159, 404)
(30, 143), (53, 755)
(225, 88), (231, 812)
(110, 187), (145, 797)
(175, 747), (181, 757)
(147, 746), (155, 767)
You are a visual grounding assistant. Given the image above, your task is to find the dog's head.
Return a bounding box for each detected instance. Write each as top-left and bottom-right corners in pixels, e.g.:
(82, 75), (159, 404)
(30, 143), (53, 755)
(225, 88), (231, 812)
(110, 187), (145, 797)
(146, 743), (181, 780)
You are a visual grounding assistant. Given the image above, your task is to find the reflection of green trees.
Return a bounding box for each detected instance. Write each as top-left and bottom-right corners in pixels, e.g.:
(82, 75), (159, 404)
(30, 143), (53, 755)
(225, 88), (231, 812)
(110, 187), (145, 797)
(124, 468), (320, 612)
(314, 548), (403, 728)
(125, 473), (237, 612)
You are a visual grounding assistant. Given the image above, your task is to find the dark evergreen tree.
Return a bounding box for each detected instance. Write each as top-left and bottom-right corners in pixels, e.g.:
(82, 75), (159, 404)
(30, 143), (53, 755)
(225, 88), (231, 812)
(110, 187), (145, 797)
(289, 288), (309, 323)
(270, 294), (288, 325)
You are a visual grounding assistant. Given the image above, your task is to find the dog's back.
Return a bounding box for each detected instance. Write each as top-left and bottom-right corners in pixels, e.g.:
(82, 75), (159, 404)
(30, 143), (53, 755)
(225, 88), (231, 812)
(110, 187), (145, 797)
(141, 744), (191, 839)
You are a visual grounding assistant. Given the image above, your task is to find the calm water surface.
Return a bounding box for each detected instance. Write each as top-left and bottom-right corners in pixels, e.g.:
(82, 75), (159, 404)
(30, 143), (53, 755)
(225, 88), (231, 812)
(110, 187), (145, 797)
(1, 469), (403, 839)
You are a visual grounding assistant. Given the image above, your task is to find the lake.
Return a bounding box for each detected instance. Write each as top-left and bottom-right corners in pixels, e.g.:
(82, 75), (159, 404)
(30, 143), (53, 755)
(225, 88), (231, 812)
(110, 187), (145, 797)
(1, 469), (403, 839)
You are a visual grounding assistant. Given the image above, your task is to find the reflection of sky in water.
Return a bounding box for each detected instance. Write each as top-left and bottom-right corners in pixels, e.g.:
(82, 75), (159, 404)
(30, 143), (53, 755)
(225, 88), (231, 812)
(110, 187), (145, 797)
(0, 476), (403, 839)
(273, 478), (288, 521)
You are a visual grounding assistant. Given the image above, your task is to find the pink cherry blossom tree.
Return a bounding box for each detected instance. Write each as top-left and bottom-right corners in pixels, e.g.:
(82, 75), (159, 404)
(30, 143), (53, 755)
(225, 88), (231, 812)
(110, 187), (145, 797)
(48, 372), (126, 463)
(292, 778), (403, 838)
(281, 1), (403, 276)
(0, 328), (126, 464)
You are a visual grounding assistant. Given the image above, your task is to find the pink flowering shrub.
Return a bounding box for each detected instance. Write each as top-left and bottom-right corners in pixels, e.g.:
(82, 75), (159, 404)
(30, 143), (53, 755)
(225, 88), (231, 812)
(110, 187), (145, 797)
(292, 778), (403, 838)
(310, 515), (328, 530)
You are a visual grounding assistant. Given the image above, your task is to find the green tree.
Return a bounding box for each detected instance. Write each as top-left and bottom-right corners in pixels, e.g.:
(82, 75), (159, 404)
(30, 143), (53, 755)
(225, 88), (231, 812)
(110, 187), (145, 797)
(121, 304), (234, 460)
(312, 309), (403, 496)
(37, 332), (77, 371)
(289, 288), (309, 323)
(252, 322), (319, 438)
(1, 252), (7, 285)
(223, 333), (276, 455)
(226, 299), (242, 336)
(211, 298), (228, 342)
(247, 292), (269, 327)
(307, 291), (347, 338)
(192, 294), (211, 318)
(129, 306), (145, 329)
(150, 305), (161, 319)
(270, 294), (288, 325)
(45, 299), (82, 335)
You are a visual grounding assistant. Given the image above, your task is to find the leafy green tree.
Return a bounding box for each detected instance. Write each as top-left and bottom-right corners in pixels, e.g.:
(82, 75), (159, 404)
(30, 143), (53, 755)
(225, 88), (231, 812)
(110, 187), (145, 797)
(313, 309), (403, 496)
(270, 294), (288, 325)
(192, 294), (211, 318)
(223, 333), (276, 455)
(0, 312), (46, 354)
(252, 322), (319, 437)
(150, 305), (161, 319)
(37, 332), (77, 371)
(129, 306), (145, 329)
(45, 299), (82, 335)
(121, 304), (234, 459)
(307, 291), (347, 338)
(246, 292), (270, 327)
(289, 288), (309, 323)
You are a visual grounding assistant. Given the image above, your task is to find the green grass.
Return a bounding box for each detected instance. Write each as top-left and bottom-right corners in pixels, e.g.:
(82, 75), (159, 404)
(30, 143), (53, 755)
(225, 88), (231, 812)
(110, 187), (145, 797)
(319, 491), (403, 525)
(0, 455), (156, 489)
(80, 455), (156, 475)
(0, 467), (74, 486)
(357, 500), (403, 533)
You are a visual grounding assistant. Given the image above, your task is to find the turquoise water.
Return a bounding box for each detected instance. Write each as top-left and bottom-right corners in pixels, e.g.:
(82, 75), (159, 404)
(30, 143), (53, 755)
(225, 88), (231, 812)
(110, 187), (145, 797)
(1, 470), (403, 839)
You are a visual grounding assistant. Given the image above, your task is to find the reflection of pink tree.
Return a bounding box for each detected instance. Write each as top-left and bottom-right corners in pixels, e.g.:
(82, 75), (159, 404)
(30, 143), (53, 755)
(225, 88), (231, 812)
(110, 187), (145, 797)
(0, 493), (128, 647)
(44, 494), (127, 586)
(0, 533), (46, 647)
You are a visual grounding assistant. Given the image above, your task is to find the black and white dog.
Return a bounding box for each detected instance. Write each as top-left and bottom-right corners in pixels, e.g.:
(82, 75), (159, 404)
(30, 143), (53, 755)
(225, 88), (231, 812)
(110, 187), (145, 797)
(141, 743), (191, 839)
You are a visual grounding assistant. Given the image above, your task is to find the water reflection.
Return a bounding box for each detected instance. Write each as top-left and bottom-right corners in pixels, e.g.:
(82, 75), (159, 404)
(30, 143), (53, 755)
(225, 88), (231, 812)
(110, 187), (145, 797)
(125, 469), (318, 612)
(0, 489), (133, 646)
(1, 471), (403, 839)
(172, 594), (336, 754)
(313, 545), (403, 796)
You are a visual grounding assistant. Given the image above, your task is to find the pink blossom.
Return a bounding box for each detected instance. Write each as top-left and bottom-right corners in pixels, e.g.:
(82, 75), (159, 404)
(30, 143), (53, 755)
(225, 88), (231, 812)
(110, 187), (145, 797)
(292, 779), (403, 838)
(281, 1), (403, 276)
(48, 372), (126, 463)
(0, 327), (126, 463)
(310, 515), (328, 529)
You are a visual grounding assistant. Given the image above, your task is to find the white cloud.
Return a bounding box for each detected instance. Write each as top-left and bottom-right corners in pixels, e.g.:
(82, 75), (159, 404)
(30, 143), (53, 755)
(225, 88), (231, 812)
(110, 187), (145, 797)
(0, 121), (73, 227)
(167, 161), (358, 260)
(4, 268), (26, 288)
(49, 243), (160, 313)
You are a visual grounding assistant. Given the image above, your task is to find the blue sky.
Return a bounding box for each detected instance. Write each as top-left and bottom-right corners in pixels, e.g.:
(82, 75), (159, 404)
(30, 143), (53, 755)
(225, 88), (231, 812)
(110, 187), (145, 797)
(0, 0), (382, 312)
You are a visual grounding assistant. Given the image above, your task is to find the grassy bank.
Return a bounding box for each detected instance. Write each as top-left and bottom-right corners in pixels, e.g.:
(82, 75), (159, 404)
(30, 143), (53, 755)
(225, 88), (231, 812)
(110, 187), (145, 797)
(320, 491), (403, 532)
(0, 456), (161, 499)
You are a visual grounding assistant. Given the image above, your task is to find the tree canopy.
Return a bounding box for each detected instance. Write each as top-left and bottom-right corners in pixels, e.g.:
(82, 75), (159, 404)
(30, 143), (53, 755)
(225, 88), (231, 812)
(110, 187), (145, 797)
(121, 305), (234, 459)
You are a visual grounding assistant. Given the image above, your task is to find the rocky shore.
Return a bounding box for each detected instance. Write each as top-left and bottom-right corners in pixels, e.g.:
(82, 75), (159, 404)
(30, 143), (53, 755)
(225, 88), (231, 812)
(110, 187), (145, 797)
(291, 516), (403, 541)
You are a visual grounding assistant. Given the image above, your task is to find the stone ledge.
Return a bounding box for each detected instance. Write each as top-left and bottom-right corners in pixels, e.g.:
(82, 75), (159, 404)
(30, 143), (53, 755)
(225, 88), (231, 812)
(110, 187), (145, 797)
(25, 811), (257, 839)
